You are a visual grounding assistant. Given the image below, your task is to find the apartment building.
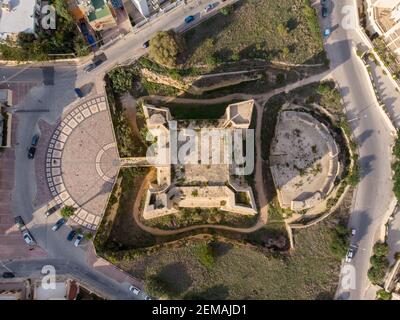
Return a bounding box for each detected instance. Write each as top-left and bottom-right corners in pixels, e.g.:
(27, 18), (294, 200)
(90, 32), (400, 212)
(367, 0), (400, 56)
(0, 0), (37, 40)
(70, 0), (118, 31)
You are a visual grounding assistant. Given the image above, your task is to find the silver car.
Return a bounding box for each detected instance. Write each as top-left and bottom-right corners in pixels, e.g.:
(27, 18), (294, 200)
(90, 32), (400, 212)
(23, 231), (36, 245)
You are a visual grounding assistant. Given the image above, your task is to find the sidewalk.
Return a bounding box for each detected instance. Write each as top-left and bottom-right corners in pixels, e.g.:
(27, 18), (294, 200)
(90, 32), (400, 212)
(86, 243), (143, 289)
(366, 57), (400, 128)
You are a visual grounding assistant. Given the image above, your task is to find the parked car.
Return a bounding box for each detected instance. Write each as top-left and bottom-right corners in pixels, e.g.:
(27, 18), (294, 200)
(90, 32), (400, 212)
(74, 88), (84, 98)
(323, 27), (331, 37)
(52, 218), (66, 232)
(84, 58), (105, 73)
(31, 134), (40, 147)
(87, 34), (96, 49)
(204, 3), (215, 12)
(351, 228), (356, 236)
(2, 272), (15, 278)
(79, 22), (89, 37)
(74, 234), (83, 247)
(27, 146), (36, 159)
(67, 230), (76, 241)
(15, 216), (25, 230)
(184, 15), (195, 24)
(143, 40), (150, 48)
(144, 295), (153, 300)
(322, 6), (328, 17)
(45, 204), (61, 217)
(345, 247), (355, 263)
(22, 231), (36, 245)
(129, 285), (140, 295)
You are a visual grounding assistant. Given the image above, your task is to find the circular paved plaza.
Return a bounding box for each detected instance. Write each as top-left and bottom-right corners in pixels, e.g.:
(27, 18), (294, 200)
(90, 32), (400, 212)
(45, 96), (119, 230)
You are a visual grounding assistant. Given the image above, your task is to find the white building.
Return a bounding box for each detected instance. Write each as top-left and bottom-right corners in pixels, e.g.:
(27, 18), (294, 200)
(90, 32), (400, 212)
(0, 0), (37, 40)
(131, 0), (150, 17)
(367, 0), (400, 56)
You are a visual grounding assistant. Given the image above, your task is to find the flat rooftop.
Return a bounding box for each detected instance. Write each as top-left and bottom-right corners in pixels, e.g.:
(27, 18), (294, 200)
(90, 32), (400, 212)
(0, 0), (36, 40)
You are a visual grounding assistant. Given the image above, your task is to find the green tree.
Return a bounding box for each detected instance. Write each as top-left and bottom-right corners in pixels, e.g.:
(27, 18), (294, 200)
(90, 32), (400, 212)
(60, 206), (75, 219)
(230, 52), (240, 61)
(373, 242), (389, 257)
(221, 5), (234, 16)
(148, 30), (186, 68)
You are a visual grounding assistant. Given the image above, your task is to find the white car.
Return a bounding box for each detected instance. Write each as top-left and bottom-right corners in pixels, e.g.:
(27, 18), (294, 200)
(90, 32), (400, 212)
(129, 285), (140, 295)
(23, 231), (35, 245)
(204, 4), (215, 12)
(345, 248), (354, 263)
(351, 228), (356, 236)
(74, 234), (84, 247)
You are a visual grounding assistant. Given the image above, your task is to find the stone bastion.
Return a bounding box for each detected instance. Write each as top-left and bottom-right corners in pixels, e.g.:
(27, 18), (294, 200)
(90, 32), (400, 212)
(269, 109), (340, 211)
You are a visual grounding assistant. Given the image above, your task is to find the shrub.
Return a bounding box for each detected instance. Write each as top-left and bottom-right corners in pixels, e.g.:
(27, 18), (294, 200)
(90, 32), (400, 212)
(368, 242), (390, 285)
(276, 73), (285, 85)
(376, 289), (392, 300)
(394, 252), (400, 260)
(373, 242), (389, 257)
(220, 5), (234, 16)
(149, 30), (186, 68)
(196, 243), (214, 268)
(60, 206), (75, 219)
(330, 225), (350, 259)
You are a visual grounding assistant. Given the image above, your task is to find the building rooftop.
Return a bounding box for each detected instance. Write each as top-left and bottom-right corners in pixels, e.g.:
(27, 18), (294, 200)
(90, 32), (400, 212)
(0, 0), (36, 40)
(87, 0), (111, 22)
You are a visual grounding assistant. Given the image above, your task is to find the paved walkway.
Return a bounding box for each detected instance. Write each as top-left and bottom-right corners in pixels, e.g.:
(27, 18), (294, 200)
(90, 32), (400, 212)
(367, 58), (400, 127)
(45, 95), (119, 231)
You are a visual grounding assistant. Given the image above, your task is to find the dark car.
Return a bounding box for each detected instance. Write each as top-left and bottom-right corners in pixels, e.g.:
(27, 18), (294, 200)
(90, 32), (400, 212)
(27, 146), (36, 159)
(80, 22), (89, 37)
(184, 15), (195, 24)
(322, 6), (328, 18)
(67, 230), (77, 241)
(52, 218), (66, 232)
(31, 134), (40, 146)
(45, 203), (61, 217)
(15, 216), (25, 230)
(2, 272), (15, 279)
(143, 40), (150, 48)
(87, 34), (96, 49)
(321, 0), (327, 5)
(74, 88), (84, 98)
(84, 59), (104, 73)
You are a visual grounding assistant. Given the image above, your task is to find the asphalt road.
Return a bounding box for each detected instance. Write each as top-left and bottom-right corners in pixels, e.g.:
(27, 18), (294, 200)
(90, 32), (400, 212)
(0, 258), (145, 300)
(318, 0), (396, 300)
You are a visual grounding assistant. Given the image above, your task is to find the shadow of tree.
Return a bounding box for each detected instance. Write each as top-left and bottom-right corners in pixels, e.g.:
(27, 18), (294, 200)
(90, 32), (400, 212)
(183, 284), (229, 300)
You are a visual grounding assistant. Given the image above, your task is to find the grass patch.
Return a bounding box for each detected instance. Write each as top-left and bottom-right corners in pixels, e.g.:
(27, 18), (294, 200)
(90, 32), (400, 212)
(119, 215), (344, 299)
(94, 167), (157, 255)
(142, 207), (259, 230)
(184, 0), (324, 68)
(157, 101), (237, 119)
